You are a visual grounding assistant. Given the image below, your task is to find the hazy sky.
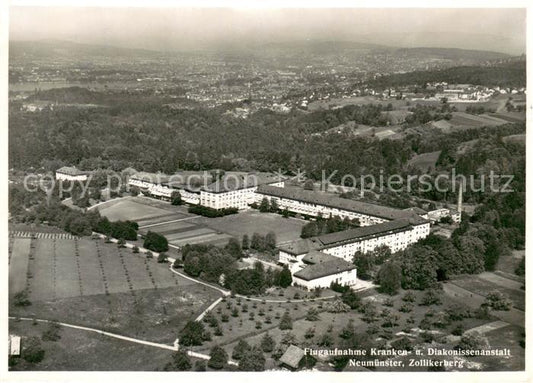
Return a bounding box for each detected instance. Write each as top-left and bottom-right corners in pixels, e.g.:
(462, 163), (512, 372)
(9, 7), (527, 54)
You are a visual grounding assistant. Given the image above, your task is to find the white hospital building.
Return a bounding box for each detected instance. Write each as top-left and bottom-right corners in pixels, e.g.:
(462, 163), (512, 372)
(128, 171), (432, 290)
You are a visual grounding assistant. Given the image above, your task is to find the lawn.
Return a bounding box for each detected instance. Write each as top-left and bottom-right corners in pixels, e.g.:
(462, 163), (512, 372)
(198, 210), (307, 245)
(8, 319), (179, 371)
(97, 197), (182, 222)
(450, 275), (525, 311)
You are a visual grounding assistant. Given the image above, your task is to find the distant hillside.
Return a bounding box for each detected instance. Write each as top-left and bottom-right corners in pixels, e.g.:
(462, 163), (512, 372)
(392, 47), (509, 61)
(9, 39), (163, 59)
(366, 59), (526, 89)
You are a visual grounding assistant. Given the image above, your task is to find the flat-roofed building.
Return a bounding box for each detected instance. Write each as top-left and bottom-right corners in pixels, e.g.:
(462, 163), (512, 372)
(55, 166), (88, 182)
(278, 216), (430, 289)
(200, 172), (284, 210)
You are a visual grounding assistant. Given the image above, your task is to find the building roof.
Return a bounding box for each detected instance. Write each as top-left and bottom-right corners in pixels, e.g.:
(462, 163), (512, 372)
(279, 217), (428, 256)
(257, 185), (418, 221)
(403, 206), (427, 215)
(316, 218), (417, 247)
(278, 238), (322, 255)
(203, 172), (282, 193)
(294, 252), (356, 281)
(279, 345), (305, 369)
(130, 172), (170, 184)
(56, 166), (87, 176)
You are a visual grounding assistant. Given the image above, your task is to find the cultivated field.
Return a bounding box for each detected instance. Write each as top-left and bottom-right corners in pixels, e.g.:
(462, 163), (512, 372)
(99, 197), (306, 249)
(9, 233), (222, 343)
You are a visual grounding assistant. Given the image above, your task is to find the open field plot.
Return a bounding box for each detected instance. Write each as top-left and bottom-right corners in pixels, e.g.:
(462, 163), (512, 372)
(407, 151), (441, 172)
(8, 320), (179, 371)
(450, 274), (525, 311)
(8, 238), (31, 296)
(198, 211), (307, 246)
(98, 197), (187, 223)
(448, 112), (510, 129)
(10, 236), (188, 302)
(11, 283), (221, 344)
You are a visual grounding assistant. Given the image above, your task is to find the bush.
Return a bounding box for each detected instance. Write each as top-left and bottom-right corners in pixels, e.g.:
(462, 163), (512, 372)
(188, 205), (238, 218)
(157, 252), (168, 263)
(305, 307), (320, 321)
(451, 324), (465, 336)
(13, 290), (31, 307)
(279, 311), (293, 330)
(419, 289), (442, 306)
(485, 291), (512, 311)
(22, 337), (45, 364)
(41, 321), (61, 341)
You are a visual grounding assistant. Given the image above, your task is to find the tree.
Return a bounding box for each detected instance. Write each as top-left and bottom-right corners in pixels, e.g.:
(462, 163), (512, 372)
(398, 245), (438, 290)
(265, 231), (277, 250)
(157, 252), (168, 263)
(352, 251), (375, 280)
(270, 198), (279, 212)
(143, 231), (169, 252)
(225, 237), (242, 259)
(259, 197), (270, 213)
(180, 321), (207, 346)
(194, 360), (207, 371)
(208, 345), (228, 370)
(301, 222), (318, 238)
(251, 232), (264, 250)
(239, 346), (266, 371)
(232, 339), (251, 360)
(242, 234), (250, 250)
(279, 310), (293, 330)
(455, 332), (489, 354)
(376, 262), (402, 295)
(455, 236), (485, 274)
(305, 307), (320, 321)
(260, 333), (275, 353)
(171, 191), (183, 205)
(278, 266), (292, 288)
(22, 337), (45, 364)
(172, 350), (192, 371)
(341, 288), (361, 310)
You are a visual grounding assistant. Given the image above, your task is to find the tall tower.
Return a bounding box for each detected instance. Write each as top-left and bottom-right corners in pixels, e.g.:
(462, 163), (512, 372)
(457, 182), (463, 220)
